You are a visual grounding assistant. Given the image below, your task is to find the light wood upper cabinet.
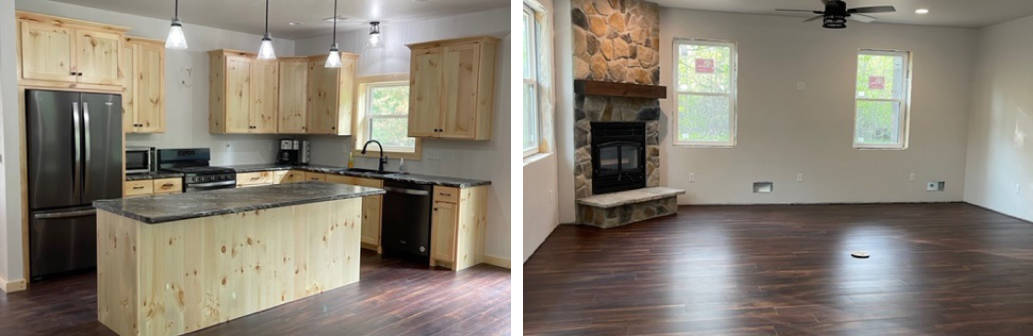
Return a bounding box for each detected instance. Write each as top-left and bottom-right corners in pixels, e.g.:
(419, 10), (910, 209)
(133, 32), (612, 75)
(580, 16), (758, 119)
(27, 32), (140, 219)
(122, 37), (165, 133)
(250, 59), (279, 133)
(278, 58), (308, 134)
(16, 11), (128, 90)
(407, 36), (498, 140)
(306, 54), (357, 135)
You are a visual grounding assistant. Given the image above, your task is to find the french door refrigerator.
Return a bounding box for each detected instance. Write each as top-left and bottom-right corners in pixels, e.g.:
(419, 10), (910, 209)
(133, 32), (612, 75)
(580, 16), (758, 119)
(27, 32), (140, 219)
(26, 90), (122, 279)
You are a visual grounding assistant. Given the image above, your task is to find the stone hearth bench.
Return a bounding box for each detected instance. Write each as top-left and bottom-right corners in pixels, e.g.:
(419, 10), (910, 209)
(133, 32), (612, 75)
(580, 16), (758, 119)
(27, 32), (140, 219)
(576, 187), (685, 229)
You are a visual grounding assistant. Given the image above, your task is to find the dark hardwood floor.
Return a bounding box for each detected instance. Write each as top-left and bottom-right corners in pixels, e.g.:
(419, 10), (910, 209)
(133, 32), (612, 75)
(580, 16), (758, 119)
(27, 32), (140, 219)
(525, 203), (1033, 335)
(0, 250), (510, 336)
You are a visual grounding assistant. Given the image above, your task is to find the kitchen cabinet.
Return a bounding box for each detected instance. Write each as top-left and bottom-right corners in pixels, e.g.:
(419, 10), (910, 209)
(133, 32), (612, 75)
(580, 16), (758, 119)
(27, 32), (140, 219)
(273, 170), (305, 184)
(152, 178), (182, 195)
(306, 54), (358, 135)
(326, 175), (384, 252)
(429, 185), (489, 271)
(304, 172), (327, 182)
(123, 178), (182, 197)
(121, 37), (165, 133)
(236, 171), (273, 187)
(209, 49), (278, 134)
(277, 57), (308, 134)
(407, 36), (498, 140)
(123, 180), (153, 197)
(16, 11), (128, 90)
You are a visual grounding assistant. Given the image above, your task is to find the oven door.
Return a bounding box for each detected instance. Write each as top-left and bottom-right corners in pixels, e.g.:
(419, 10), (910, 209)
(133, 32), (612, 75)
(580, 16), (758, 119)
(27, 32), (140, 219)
(184, 180), (236, 192)
(125, 149), (151, 174)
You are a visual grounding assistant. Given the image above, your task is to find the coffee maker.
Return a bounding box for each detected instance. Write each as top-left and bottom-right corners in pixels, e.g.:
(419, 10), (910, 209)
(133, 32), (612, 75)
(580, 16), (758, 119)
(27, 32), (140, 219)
(278, 139), (310, 165)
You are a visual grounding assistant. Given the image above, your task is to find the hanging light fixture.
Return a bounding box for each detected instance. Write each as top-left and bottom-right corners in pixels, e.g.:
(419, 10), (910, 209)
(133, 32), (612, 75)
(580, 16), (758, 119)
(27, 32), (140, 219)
(325, 0), (342, 68)
(256, 0), (276, 59)
(165, 0), (187, 49)
(368, 21), (381, 48)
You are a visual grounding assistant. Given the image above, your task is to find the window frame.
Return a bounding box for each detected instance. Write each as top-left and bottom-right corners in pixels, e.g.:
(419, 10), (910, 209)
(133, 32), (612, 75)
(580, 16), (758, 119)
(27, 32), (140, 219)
(523, 3), (543, 157)
(672, 38), (739, 148)
(852, 49), (912, 150)
(352, 74), (421, 160)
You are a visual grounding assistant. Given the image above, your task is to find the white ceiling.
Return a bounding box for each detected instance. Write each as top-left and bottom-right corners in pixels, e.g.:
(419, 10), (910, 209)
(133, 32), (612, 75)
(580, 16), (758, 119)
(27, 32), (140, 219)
(53, 0), (509, 39)
(652, 0), (1033, 28)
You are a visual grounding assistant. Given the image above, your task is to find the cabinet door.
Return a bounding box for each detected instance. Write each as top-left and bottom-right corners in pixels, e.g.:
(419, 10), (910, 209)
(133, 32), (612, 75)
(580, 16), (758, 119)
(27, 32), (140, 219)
(119, 42), (136, 132)
(278, 59), (308, 133)
(362, 195), (382, 250)
(408, 48), (443, 137)
(74, 29), (121, 85)
(430, 201), (457, 264)
(440, 44), (480, 139)
(133, 41), (165, 133)
(306, 60), (339, 134)
(224, 56), (252, 133)
(19, 21), (77, 82)
(249, 59), (279, 133)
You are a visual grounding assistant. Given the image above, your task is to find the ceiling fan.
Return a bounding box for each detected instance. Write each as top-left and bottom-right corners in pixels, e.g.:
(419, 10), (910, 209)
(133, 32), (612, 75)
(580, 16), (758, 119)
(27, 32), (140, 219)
(776, 0), (896, 29)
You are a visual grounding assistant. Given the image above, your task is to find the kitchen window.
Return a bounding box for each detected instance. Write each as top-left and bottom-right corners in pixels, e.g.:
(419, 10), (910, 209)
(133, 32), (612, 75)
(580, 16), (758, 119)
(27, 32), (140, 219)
(854, 49), (911, 149)
(354, 74), (420, 158)
(674, 39), (737, 147)
(523, 3), (542, 157)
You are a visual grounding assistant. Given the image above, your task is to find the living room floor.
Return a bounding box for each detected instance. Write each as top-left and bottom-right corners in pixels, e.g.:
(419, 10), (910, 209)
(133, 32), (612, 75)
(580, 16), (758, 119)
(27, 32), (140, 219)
(0, 250), (510, 336)
(524, 203), (1033, 335)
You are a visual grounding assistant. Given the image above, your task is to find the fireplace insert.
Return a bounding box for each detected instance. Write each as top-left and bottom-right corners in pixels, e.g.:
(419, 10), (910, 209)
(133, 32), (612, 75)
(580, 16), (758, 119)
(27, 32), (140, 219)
(591, 122), (646, 194)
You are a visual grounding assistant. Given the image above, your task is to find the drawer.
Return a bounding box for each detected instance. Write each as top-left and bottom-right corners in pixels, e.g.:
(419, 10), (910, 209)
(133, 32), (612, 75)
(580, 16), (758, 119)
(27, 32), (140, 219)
(433, 186), (459, 203)
(304, 172), (326, 182)
(124, 180), (153, 196)
(325, 174), (354, 185)
(152, 178), (182, 194)
(352, 177), (383, 188)
(237, 171), (273, 186)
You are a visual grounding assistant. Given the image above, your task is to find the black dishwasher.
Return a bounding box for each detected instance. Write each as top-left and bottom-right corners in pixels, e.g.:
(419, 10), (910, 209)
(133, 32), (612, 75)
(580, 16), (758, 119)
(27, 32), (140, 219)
(381, 180), (434, 261)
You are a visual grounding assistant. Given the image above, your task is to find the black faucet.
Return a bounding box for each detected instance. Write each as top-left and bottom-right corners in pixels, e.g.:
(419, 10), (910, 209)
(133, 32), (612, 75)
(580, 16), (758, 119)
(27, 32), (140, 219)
(360, 139), (388, 173)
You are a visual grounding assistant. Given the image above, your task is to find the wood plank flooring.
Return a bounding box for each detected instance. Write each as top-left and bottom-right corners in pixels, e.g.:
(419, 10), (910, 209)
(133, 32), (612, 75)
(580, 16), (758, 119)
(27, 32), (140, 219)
(0, 250), (509, 336)
(525, 203), (1033, 335)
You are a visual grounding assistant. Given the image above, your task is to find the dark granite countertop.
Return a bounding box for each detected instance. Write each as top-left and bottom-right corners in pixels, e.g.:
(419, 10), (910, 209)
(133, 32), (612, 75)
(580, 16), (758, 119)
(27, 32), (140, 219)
(221, 163), (491, 188)
(125, 171), (184, 181)
(94, 182), (385, 224)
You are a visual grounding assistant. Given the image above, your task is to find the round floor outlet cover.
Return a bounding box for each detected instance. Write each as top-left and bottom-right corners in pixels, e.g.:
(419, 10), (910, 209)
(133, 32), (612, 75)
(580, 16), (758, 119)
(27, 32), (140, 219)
(851, 251), (870, 258)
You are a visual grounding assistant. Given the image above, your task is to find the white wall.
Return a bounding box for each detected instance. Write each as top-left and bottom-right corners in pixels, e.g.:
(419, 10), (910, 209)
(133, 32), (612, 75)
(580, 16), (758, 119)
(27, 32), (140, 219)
(554, 0), (577, 224)
(963, 15), (1033, 222)
(15, 0), (296, 166)
(295, 8), (512, 263)
(656, 9), (976, 204)
(0, 0), (15, 283)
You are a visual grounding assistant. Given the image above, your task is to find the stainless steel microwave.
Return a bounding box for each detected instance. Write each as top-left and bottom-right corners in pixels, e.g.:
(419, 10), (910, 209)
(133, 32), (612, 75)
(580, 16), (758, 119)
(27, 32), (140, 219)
(125, 147), (154, 174)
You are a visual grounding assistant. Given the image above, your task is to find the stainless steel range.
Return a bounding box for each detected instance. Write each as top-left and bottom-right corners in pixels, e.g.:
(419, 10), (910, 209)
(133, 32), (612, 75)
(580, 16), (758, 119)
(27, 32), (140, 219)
(157, 148), (236, 192)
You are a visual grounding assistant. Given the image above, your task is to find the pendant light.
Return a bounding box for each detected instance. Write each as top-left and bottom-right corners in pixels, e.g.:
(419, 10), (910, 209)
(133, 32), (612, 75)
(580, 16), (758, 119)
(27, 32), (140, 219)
(165, 0), (188, 49)
(256, 0), (276, 59)
(368, 21), (381, 48)
(325, 0), (342, 68)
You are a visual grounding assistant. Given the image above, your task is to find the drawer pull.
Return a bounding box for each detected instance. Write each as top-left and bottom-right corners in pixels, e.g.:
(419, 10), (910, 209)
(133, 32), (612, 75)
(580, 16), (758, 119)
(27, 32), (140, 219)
(132, 186), (145, 190)
(161, 184), (174, 188)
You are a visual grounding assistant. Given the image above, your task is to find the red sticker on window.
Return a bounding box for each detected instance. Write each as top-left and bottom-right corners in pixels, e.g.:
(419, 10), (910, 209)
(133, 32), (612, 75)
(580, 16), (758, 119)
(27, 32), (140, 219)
(868, 76), (885, 90)
(695, 58), (715, 73)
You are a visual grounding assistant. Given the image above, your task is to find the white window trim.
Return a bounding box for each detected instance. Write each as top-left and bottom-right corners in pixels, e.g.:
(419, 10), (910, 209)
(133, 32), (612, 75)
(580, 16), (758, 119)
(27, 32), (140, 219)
(853, 49), (912, 150)
(352, 74), (421, 160)
(672, 38), (738, 148)
(523, 3), (543, 157)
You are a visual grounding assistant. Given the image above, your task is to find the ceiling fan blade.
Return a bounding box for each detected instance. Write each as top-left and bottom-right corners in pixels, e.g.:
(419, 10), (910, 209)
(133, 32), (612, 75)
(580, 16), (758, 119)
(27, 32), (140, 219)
(848, 14), (876, 23)
(776, 9), (818, 13)
(803, 15), (824, 23)
(848, 6), (896, 14)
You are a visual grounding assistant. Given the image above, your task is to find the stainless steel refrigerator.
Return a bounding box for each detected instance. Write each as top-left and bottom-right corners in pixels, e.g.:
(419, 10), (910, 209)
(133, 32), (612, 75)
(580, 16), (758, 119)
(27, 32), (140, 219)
(26, 90), (122, 279)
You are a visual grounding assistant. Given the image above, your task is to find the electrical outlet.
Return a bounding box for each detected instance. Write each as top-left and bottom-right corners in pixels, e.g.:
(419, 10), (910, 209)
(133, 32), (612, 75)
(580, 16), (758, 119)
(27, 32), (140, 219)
(796, 173), (804, 182)
(908, 172), (916, 181)
(688, 172), (695, 183)
(927, 181), (946, 192)
(926, 182), (938, 191)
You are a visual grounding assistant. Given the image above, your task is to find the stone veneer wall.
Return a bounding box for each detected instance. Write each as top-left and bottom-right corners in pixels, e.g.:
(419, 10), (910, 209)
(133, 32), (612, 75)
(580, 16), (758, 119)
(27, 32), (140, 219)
(571, 0), (663, 199)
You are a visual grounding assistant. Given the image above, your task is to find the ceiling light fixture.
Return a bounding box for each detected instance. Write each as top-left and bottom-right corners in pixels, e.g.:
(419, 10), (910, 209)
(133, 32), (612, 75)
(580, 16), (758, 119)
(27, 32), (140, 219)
(368, 21), (381, 48)
(257, 0), (276, 60)
(915, 8), (929, 15)
(325, 0), (342, 68)
(165, 0), (187, 49)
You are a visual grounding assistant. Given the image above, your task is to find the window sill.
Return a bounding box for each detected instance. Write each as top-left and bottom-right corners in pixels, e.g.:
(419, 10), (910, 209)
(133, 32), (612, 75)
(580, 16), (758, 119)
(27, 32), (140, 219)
(672, 143), (736, 149)
(354, 149), (422, 160)
(523, 152), (553, 166)
(854, 146), (908, 151)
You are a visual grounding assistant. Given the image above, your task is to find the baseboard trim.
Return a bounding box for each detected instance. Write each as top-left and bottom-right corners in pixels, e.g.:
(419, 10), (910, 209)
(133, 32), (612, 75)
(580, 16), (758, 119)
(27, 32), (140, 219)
(0, 275), (27, 293)
(677, 201), (965, 206)
(482, 254), (510, 269)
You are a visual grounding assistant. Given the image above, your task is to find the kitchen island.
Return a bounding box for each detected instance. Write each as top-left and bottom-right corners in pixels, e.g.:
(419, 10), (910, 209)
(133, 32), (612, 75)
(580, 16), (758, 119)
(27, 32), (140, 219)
(92, 182), (384, 336)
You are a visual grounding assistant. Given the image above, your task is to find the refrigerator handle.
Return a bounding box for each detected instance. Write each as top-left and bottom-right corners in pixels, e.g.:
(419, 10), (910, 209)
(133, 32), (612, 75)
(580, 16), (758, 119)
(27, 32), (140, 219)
(72, 102), (82, 199)
(83, 102), (91, 195)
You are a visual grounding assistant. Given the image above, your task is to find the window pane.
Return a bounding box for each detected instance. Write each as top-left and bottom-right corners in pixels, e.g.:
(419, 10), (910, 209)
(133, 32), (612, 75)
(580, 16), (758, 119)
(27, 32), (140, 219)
(523, 82), (539, 151)
(370, 117), (416, 149)
(523, 8), (535, 80)
(855, 100), (901, 145)
(368, 85), (409, 116)
(677, 43), (731, 94)
(856, 53), (905, 100)
(677, 94), (731, 143)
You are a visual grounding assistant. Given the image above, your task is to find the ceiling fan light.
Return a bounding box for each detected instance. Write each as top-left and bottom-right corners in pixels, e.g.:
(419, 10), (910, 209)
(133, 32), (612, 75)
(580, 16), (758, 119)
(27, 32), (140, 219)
(915, 8), (929, 15)
(325, 44), (342, 68)
(165, 20), (188, 49)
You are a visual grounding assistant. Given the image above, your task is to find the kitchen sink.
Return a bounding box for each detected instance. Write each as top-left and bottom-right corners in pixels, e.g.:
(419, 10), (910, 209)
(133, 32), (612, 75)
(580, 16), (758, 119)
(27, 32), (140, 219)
(340, 168), (403, 175)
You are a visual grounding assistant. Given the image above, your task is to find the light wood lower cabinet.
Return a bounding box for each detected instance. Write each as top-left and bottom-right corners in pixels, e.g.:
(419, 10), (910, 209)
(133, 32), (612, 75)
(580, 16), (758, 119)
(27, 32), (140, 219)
(430, 185), (488, 271)
(152, 178), (182, 195)
(303, 172), (327, 182)
(123, 180), (153, 197)
(325, 174), (384, 253)
(123, 178), (183, 197)
(273, 170), (305, 184)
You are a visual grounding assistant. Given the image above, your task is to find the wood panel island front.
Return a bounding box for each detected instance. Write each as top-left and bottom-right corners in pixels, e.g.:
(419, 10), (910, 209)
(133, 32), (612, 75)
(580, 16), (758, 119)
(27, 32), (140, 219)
(92, 182), (385, 336)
